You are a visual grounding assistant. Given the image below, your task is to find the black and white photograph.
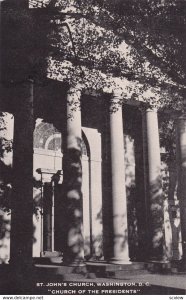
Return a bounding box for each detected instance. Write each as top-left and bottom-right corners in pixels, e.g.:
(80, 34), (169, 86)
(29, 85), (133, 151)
(0, 0), (186, 296)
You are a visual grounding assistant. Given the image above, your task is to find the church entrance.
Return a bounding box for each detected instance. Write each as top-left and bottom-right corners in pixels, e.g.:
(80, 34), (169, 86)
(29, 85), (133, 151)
(36, 168), (63, 257)
(33, 119), (91, 258)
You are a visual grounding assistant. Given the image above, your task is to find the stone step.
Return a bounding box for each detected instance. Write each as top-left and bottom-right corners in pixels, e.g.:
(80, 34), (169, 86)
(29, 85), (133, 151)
(86, 261), (145, 272)
(170, 260), (186, 274)
(35, 264), (87, 280)
(35, 258), (184, 282)
(35, 264), (86, 272)
(85, 262), (146, 278)
(34, 261), (147, 280)
(146, 261), (172, 273)
(34, 257), (63, 265)
(105, 269), (150, 279)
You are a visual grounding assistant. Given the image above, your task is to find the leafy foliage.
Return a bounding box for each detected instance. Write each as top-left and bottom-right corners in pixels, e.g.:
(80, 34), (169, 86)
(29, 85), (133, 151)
(0, 113), (12, 158)
(2, 0), (186, 109)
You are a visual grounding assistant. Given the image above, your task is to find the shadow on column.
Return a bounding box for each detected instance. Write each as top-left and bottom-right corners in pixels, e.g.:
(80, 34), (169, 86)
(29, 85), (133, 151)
(148, 173), (164, 260)
(62, 138), (84, 265)
(101, 104), (114, 261)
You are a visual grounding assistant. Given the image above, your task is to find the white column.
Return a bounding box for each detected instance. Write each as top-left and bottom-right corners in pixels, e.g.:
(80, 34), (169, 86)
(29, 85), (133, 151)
(62, 85), (84, 265)
(141, 109), (151, 257)
(176, 114), (186, 267)
(109, 90), (130, 264)
(146, 108), (164, 260)
(66, 87), (82, 151)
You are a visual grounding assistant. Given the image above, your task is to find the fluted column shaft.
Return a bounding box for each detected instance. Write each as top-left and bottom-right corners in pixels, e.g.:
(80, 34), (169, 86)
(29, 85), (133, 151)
(109, 91), (130, 263)
(145, 108), (164, 260)
(62, 86), (84, 265)
(176, 114), (186, 266)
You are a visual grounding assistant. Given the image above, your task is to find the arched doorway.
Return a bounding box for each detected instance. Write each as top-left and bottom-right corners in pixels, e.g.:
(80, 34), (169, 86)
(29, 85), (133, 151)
(33, 119), (91, 257)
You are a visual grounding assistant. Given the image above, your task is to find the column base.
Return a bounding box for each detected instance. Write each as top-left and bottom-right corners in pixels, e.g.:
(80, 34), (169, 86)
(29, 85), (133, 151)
(171, 259), (186, 272)
(62, 258), (86, 267)
(109, 257), (131, 265)
(146, 259), (171, 273)
(40, 251), (62, 258)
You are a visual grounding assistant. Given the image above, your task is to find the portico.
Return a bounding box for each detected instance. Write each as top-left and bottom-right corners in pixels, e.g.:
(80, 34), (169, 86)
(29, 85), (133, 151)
(0, 79), (176, 269)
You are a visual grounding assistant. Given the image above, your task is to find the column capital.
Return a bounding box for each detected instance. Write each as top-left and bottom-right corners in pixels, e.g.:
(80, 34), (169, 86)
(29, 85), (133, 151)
(67, 85), (82, 120)
(139, 104), (158, 114)
(67, 84), (83, 95)
(110, 89), (123, 112)
(111, 88), (123, 99)
(146, 107), (158, 113)
(67, 85), (82, 101)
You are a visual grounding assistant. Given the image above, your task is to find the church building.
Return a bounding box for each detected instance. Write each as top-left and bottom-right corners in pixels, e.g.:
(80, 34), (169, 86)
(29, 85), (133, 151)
(0, 0), (186, 272)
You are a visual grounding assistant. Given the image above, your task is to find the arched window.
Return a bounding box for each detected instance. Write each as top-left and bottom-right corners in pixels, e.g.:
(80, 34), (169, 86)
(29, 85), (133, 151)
(34, 121), (61, 152)
(45, 134), (61, 152)
(34, 120), (89, 157)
